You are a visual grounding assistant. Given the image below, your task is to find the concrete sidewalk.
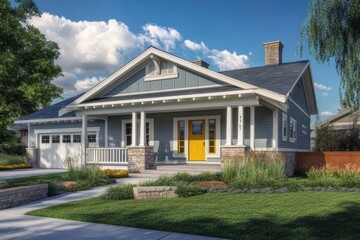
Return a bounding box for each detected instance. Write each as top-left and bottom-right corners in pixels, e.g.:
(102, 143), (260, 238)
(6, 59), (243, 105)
(0, 175), (224, 240)
(0, 169), (66, 179)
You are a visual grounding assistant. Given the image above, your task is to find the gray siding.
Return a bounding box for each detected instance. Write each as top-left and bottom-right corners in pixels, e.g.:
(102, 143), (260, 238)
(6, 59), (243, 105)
(290, 77), (309, 114)
(103, 67), (222, 96)
(29, 120), (105, 148)
(278, 100), (310, 150)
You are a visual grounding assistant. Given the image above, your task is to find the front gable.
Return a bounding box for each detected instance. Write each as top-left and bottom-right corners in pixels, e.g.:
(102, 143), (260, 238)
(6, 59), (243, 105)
(289, 77), (310, 115)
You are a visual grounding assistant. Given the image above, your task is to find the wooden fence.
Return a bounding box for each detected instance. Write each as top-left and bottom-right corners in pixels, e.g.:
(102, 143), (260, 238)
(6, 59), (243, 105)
(296, 152), (360, 170)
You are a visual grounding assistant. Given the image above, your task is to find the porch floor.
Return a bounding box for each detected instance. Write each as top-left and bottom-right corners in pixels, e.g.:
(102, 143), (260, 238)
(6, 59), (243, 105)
(152, 163), (221, 173)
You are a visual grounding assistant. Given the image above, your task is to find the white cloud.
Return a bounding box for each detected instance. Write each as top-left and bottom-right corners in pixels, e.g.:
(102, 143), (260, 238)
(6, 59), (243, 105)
(75, 77), (105, 91)
(321, 92), (329, 97)
(141, 24), (181, 51)
(28, 13), (141, 74)
(320, 111), (334, 116)
(183, 39), (249, 71)
(249, 52), (253, 56)
(314, 82), (332, 91)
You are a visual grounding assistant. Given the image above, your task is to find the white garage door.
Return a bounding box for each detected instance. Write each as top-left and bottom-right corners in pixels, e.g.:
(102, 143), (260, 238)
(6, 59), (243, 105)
(39, 133), (97, 168)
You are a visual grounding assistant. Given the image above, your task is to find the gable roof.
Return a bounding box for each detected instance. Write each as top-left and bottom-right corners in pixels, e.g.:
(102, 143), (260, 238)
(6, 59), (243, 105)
(220, 61), (309, 96)
(15, 94), (83, 123)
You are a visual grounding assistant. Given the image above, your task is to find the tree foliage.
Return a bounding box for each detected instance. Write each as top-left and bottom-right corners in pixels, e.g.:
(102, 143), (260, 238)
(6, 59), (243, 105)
(300, 0), (360, 110)
(0, 0), (62, 142)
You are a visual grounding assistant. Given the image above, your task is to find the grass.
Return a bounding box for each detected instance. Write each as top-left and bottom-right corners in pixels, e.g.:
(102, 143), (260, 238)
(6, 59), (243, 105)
(0, 153), (26, 166)
(27, 192), (360, 240)
(6, 173), (65, 187)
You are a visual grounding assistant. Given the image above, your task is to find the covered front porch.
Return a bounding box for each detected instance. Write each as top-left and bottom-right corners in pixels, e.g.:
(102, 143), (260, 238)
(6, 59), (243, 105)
(79, 91), (281, 172)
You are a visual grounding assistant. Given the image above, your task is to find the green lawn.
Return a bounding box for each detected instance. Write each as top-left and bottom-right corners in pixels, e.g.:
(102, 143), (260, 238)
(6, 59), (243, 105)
(27, 192), (360, 239)
(7, 173), (65, 187)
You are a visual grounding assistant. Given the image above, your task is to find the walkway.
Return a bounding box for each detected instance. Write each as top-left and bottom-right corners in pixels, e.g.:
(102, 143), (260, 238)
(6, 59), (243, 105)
(0, 169), (66, 179)
(0, 168), (224, 240)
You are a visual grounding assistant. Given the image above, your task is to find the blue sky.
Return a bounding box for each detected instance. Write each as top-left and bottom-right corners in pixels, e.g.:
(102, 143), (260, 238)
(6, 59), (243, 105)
(32, 0), (341, 121)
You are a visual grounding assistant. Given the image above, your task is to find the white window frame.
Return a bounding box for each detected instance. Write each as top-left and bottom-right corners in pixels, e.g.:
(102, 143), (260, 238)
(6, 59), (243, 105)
(302, 124), (308, 135)
(121, 118), (154, 147)
(144, 60), (178, 81)
(282, 113), (288, 141)
(173, 115), (221, 160)
(290, 117), (297, 143)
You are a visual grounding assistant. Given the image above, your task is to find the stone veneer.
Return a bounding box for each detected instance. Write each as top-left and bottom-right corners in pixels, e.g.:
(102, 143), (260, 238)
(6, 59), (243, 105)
(127, 146), (155, 173)
(220, 146), (248, 162)
(0, 184), (48, 209)
(133, 186), (177, 200)
(26, 148), (39, 167)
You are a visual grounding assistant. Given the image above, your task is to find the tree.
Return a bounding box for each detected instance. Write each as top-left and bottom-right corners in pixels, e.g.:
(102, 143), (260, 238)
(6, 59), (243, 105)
(0, 0), (62, 143)
(300, 0), (360, 110)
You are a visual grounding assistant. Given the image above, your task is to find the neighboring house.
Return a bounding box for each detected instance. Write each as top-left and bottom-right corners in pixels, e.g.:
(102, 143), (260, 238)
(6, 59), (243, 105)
(10, 124), (28, 146)
(15, 41), (318, 172)
(325, 108), (359, 130)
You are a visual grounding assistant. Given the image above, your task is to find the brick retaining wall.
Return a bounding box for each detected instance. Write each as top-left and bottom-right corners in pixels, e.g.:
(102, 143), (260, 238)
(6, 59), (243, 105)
(0, 184), (48, 209)
(133, 186), (177, 200)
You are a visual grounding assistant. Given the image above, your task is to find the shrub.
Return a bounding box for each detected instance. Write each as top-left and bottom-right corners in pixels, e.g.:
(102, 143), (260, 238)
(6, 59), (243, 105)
(175, 184), (206, 197)
(141, 172), (219, 187)
(0, 180), (9, 189)
(0, 153), (27, 166)
(102, 169), (129, 178)
(101, 184), (135, 200)
(306, 167), (360, 188)
(222, 155), (286, 188)
(48, 181), (62, 196)
(0, 163), (32, 170)
(0, 143), (26, 156)
(62, 166), (109, 187)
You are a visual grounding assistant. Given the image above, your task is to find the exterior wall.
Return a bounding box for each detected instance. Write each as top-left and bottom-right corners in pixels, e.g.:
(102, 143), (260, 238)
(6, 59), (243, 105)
(103, 67), (223, 96)
(290, 77), (309, 114)
(278, 100), (311, 150)
(28, 120), (105, 148)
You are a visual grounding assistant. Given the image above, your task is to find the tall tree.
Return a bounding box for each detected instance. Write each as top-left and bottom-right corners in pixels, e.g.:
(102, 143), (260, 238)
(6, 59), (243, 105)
(300, 0), (360, 110)
(0, 0), (62, 142)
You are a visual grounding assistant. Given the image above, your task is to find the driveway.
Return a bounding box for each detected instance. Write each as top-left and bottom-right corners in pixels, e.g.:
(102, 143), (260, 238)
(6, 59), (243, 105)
(0, 182), (224, 240)
(0, 169), (66, 179)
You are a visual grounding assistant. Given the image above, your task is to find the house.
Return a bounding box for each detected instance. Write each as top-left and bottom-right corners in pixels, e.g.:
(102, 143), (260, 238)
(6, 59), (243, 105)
(15, 41), (318, 174)
(324, 108), (359, 130)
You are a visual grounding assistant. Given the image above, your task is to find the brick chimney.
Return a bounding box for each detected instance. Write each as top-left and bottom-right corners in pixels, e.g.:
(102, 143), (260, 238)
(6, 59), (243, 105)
(192, 60), (209, 69)
(263, 41), (283, 65)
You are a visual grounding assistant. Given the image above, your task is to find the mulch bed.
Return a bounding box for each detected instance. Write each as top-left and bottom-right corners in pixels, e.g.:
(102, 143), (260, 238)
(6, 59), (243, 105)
(193, 181), (229, 190)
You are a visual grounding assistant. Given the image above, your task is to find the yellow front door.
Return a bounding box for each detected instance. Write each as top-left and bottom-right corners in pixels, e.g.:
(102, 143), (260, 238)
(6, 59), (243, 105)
(188, 120), (205, 161)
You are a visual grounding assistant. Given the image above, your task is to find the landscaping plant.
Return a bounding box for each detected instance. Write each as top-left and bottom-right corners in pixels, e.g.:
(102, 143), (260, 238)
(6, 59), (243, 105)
(61, 166), (109, 189)
(101, 184), (135, 200)
(102, 169), (129, 178)
(175, 184), (206, 197)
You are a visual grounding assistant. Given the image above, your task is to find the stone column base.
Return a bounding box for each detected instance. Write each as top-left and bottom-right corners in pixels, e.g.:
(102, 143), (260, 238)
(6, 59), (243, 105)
(220, 145), (249, 164)
(127, 146), (155, 173)
(26, 148), (39, 168)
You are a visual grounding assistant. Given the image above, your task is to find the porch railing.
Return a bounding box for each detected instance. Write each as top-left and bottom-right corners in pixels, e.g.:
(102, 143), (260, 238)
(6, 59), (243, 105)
(86, 148), (128, 164)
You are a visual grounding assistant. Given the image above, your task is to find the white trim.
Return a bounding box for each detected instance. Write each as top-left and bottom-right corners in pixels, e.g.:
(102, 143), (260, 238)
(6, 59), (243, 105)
(102, 84), (225, 98)
(331, 122), (355, 126)
(282, 113), (288, 141)
(302, 124), (308, 135)
(27, 123), (31, 148)
(250, 106), (255, 150)
(225, 106), (232, 146)
(15, 117), (82, 124)
(131, 112), (137, 146)
(104, 116), (108, 147)
(144, 73), (179, 81)
(272, 110), (278, 148)
(255, 147), (310, 152)
(34, 127), (100, 134)
(73, 47), (286, 105)
(139, 111), (146, 147)
(121, 118), (154, 148)
(237, 106), (244, 146)
(173, 115), (221, 161)
(285, 62), (309, 99)
(289, 97), (310, 118)
(289, 117), (297, 143)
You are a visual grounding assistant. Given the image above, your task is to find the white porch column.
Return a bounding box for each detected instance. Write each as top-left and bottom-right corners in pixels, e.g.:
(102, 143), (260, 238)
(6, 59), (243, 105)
(237, 106), (244, 146)
(81, 114), (88, 166)
(131, 112), (137, 146)
(139, 111), (146, 147)
(272, 109), (278, 149)
(27, 123), (31, 148)
(225, 106), (233, 146)
(250, 106), (255, 150)
(104, 116), (108, 147)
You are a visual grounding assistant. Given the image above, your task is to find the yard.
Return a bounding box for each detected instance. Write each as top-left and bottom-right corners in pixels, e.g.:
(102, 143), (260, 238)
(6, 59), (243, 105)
(27, 191), (360, 240)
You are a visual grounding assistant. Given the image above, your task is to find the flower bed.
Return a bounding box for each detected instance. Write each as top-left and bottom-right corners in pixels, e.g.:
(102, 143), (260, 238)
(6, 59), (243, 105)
(102, 169), (129, 178)
(0, 164), (32, 170)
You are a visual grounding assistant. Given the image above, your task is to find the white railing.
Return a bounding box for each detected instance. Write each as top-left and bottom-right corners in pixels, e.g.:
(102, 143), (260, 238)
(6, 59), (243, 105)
(86, 148), (128, 164)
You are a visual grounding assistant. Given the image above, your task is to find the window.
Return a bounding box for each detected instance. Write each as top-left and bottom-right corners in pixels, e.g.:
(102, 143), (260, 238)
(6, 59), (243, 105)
(88, 134), (97, 143)
(145, 60), (177, 80)
(62, 135), (71, 143)
(209, 119), (216, 154)
(178, 120), (185, 153)
(290, 118), (297, 142)
(20, 130), (27, 137)
(302, 124), (308, 135)
(41, 135), (50, 144)
(125, 123), (132, 146)
(192, 120), (203, 135)
(52, 135), (60, 144)
(73, 134), (81, 143)
(282, 113), (288, 141)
